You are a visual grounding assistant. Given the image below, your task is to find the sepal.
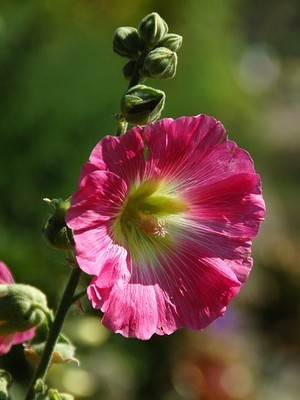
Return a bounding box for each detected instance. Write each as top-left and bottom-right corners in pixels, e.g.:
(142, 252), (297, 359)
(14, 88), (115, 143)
(24, 319), (78, 366)
(33, 380), (74, 400)
(121, 84), (165, 125)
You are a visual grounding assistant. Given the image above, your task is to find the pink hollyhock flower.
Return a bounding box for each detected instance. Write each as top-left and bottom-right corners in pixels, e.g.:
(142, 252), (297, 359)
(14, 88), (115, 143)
(67, 114), (265, 340)
(0, 261), (35, 355)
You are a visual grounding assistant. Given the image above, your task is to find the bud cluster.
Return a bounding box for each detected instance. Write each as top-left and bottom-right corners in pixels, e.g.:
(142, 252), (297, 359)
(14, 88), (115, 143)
(113, 12), (182, 126)
(113, 12), (182, 81)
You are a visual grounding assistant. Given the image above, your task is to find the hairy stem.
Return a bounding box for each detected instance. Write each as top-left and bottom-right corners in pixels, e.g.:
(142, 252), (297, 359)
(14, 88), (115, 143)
(24, 263), (81, 400)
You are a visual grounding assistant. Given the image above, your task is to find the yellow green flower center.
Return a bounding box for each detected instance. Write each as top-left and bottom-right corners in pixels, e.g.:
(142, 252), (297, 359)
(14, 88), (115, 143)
(112, 180), (188, 264)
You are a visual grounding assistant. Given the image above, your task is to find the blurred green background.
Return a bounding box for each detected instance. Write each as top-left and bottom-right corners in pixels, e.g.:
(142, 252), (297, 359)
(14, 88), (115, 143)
(1, 0), (300, 399)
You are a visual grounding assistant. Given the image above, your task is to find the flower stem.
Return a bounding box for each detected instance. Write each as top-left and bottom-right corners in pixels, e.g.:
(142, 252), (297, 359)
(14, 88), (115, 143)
(72, 289), (87, 304)
(24, 263), (81, 400)
(127, 51), (147, 90)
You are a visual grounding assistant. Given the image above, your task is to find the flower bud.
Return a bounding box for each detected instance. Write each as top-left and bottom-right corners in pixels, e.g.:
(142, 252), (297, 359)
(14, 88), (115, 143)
(157, 33), (183, 52)
(113, 27), (141, 59)
(138, 12), (168, 48)
(24, 332), (78, 365)
(122, 60), (136, 81)
(42, 198), (74, 250)
(0, 370), (11, 400)
(0, 284), (47, 334)
(143, 47), (177, 79)
(48, 389), (74, 400)
(121, 84), (165, 125)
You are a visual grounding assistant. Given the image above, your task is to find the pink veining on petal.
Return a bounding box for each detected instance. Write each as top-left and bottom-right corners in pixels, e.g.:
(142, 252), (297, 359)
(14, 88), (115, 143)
(68, 114), (266, 339)
(0, 261), (14, 284)
(89, 127), (145, 185)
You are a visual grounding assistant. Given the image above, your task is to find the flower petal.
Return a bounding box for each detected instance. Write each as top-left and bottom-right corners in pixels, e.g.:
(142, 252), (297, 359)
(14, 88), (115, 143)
(0, 262), (15, 284)
(88, 248), (242, 339)
(12, 328), (35, 345)
(67, 170), (128, 231)
(0, 333), (14, 355)
(68, 114), (266, 339)
(144, 114), (225, 181)
(89, 127), (146, 185)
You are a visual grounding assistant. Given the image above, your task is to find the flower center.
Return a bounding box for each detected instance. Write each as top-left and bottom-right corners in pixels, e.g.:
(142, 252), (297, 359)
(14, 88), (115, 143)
(112, 180), (187, 264)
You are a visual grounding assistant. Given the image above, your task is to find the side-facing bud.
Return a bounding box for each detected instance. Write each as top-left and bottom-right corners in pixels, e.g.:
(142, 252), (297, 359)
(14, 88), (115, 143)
(143, 47), (177, 79)
(0, 370), (11, 400)
(121, 84), (165, 125)
(113, 27), (141, 59)
(48, 389), (74, 400)
(24, 332), (78, 365)
(138, 12), (168, 48)
(122, 60), (136, 81)
(0, 284), (47, 334)
(42, 198), (74, 250)
(157, 33), (183, 52)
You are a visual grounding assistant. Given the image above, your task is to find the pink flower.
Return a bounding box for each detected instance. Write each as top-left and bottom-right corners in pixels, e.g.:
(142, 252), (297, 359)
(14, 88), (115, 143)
(0, 262), (35, 355)
(67, 115), (265, 340)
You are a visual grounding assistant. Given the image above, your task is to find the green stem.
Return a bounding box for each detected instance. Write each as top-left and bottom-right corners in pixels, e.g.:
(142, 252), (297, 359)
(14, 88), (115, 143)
(24, 264), (81, 400)
(72, 289), (87, 304)
(127, 51), (147, 90)
(116, 52), (148, 136)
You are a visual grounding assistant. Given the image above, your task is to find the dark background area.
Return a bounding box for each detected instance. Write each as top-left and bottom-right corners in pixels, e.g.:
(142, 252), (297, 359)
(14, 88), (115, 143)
(1, 0), (300, 399)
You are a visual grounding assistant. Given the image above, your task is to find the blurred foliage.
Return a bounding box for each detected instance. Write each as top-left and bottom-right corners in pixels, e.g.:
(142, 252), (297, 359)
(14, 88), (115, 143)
(1, 0), (300, 399)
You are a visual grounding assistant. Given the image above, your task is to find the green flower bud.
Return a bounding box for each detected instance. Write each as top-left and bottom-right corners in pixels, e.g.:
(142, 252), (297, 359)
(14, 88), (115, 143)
(48, 389), (74, 400)
(121, 84), (165, 125)
(138, 12), (168, 48)
(0, 370), (11, 400)
(0, 284), (47, 334)
(42, 198), (74, 251)
(143, 47), (177, 79)
(122, 60), (136, 81)
(24, 333), (78, 365)
(113, 27), (141, 59)
(157, 33), (183, 52)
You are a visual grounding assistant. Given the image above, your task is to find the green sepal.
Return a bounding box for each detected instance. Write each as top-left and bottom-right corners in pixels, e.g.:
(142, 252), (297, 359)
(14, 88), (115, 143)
(42, 198), (74, 251)
(24, 331), (78, 366)
(121, 84), (165, 125)
(48, 390), (74, 400)
(33, 381), (74, 400)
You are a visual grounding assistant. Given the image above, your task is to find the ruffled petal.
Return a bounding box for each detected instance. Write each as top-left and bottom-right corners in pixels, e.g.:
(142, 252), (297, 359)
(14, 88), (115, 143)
(69, 114), (266, 339)
(0, 261), (15, 284)
(70, 225), (129, 283)
(89, 127), (145, 185)
(88, 248), (241, 339)
(12, 328), (35, 345)
(144, 115), (225, 181)
(0, 333), (14, 355)
(67, 170), (128, 231)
